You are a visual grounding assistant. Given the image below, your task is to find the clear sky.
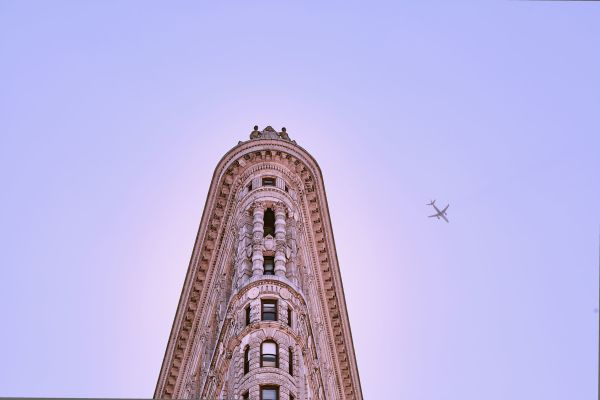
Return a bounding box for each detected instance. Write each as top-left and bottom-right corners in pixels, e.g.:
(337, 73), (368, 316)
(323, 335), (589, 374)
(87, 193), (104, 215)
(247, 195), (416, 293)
(1, 1), (599, 399)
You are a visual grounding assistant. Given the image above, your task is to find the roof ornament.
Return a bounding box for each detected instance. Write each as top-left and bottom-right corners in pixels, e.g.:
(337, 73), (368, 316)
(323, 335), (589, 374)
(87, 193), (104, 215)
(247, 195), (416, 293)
(248, 125), (293, 142)
(279, 127), (290, 141)
(250, 125), (261, 139)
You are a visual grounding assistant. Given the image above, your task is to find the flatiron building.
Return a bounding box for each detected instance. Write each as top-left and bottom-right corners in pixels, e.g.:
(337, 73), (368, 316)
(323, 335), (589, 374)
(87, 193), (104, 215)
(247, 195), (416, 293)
(155, 126), (362, 400)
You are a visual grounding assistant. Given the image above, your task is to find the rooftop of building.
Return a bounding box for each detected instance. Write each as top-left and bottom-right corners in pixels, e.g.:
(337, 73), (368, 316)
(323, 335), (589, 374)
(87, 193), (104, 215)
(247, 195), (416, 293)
(248, 125), (296, 143)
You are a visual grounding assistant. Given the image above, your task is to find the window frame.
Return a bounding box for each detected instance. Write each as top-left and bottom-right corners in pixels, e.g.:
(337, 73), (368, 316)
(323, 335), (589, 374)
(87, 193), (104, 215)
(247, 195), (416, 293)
(262, 177), (276, 187)
(261, 299), (278, 322)
(243, 345), (250, 375)
(263, 208), (275, 237)
(263, 256), (275, 275)
(260, 385), (279, 400)
(260, 340), (279, 368)
(245, 304), (251, 326)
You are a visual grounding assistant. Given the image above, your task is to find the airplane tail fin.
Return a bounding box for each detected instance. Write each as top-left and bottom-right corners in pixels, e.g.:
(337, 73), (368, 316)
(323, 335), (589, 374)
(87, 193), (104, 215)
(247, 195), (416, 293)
(427, 199), (436, 206)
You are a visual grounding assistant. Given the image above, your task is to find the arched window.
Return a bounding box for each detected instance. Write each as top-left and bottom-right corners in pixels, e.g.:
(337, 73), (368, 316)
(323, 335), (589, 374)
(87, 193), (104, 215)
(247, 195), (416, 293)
(243, 346), (250, 375)
(263, 208), (275, 237)
(260, 340), (278, 368)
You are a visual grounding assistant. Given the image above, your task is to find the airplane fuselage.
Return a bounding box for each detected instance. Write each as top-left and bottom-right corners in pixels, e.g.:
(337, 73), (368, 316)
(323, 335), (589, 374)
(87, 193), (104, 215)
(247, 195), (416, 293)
(428, 202), (449, 223)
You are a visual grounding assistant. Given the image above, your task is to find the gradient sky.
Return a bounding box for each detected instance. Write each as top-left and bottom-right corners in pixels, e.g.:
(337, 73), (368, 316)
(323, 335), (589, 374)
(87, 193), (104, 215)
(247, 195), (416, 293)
(1, 1), (599, 399)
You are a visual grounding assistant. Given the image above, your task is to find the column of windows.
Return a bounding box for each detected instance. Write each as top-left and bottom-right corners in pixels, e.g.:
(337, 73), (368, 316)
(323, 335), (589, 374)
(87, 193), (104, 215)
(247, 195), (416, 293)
(240, 176), (296, 400)
(244, 176), (296, 278)
(239, 297), (297, 400)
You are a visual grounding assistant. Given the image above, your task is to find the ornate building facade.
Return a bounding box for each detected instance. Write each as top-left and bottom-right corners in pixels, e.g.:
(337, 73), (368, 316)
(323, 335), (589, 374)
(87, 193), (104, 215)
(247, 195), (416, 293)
(154, 126), (362, 400)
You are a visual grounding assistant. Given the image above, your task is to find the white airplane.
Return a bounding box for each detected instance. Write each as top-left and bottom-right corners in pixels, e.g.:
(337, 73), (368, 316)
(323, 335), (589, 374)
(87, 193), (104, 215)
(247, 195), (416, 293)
(427, 200), (449, 223)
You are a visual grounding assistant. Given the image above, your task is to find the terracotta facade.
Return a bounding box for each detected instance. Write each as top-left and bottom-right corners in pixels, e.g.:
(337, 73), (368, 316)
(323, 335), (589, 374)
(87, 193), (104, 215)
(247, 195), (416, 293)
(154, 127), (362, 399)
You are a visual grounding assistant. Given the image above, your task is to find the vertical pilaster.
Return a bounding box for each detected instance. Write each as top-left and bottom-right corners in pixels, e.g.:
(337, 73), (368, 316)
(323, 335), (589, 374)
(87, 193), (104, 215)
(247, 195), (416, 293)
(274, 203), (287, 276)
(286, 214), (298, 284)
(252, 202), (265, 276)
(276, 176), (286, 190)
(235, 210), (253, 287)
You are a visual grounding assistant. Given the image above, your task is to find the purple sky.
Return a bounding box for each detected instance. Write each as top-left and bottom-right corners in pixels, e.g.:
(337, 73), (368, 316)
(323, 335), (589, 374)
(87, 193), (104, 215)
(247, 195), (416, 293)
(1, 1), (599, 399)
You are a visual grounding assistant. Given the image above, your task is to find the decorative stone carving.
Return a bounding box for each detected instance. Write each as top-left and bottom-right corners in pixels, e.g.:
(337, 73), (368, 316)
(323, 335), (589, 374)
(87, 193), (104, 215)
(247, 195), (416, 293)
(279, 287), (291, 300)
(279, 127), (290, 141)
(263, 235), (275, 251)
(248, 125), (293, 142)
(250, 125), (261, 139)
(246, 287), (260, 300)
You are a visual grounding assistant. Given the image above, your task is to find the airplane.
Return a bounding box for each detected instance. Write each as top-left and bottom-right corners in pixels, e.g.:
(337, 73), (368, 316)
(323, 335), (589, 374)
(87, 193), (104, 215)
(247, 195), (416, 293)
(427, 200), (449, 223)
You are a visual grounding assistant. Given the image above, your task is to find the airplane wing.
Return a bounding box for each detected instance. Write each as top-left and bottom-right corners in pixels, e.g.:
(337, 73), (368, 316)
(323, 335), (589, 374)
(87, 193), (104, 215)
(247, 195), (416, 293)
(441, 205), (449, 213)
(428, 214), (439, 218)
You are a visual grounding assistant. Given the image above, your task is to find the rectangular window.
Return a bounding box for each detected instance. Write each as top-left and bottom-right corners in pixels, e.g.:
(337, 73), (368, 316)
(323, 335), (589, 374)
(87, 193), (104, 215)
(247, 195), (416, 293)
(287, 307), (292, 327)
(260, 386), (279, 400)
(290, 395), (295, 400)
(244, 346), (250, 375)
(261, 299), (277, 321)
(243, 392), (249, 400)
(245, 305), (251, 326)
(262, 177), (276, 187)
(247, 182), (252, 192)
(263, 256), (275, 275)
(263, 209), (275, 237)
(289, 347), (293, 376)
